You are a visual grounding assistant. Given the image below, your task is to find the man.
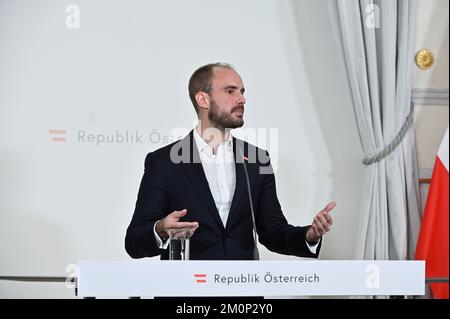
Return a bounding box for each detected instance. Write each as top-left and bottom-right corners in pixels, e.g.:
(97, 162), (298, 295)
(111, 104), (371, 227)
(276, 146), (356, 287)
(125, 63), (335, 260)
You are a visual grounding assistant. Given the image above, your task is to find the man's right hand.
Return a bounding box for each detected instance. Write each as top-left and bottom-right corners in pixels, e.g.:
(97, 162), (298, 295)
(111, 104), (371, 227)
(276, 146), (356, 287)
(155, 209), (199, 240)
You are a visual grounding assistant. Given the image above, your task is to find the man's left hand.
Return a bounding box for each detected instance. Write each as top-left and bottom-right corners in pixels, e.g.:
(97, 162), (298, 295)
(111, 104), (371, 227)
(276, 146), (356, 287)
(306, 201), (336, 244)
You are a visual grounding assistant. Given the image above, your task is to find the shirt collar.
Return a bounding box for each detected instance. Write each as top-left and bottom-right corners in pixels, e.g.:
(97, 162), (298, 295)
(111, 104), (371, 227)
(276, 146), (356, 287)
(193, 127), (233, 154)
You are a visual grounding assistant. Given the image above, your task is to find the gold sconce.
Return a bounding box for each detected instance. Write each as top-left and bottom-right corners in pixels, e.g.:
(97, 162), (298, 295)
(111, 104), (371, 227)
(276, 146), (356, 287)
(415, 49), (435, 70)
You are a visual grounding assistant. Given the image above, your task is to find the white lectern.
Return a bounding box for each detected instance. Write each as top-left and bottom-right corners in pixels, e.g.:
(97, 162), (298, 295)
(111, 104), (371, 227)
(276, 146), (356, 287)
(77, 260), (424, 298)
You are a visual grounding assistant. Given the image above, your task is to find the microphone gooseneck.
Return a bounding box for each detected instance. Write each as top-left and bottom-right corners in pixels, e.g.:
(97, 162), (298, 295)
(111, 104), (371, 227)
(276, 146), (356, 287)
(239, 147), (260, 260)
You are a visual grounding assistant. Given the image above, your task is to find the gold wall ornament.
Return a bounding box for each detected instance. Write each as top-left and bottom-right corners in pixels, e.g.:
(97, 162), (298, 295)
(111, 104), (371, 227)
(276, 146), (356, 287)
(415, 49), (435, 70)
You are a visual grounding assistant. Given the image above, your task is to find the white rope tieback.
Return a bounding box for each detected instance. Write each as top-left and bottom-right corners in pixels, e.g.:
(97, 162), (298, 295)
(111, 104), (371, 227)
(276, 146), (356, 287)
(362, 104), (415, 166)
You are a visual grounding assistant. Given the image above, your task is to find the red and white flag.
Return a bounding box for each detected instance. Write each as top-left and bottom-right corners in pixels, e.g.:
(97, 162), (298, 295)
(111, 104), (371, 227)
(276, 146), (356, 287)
(416, 127), (449, 299)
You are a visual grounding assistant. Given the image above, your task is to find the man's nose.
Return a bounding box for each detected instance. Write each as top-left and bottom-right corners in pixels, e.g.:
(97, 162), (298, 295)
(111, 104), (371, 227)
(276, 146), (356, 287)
(237, 93), (246, 105)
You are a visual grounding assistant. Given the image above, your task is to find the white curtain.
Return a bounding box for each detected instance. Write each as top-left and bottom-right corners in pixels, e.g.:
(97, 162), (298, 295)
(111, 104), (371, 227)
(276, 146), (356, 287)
(330, 0), (422, 260)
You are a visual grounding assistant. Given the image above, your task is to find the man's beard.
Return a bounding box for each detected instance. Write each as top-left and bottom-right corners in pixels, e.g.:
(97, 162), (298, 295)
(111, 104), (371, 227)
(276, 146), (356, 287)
(208, 99), (244, 129)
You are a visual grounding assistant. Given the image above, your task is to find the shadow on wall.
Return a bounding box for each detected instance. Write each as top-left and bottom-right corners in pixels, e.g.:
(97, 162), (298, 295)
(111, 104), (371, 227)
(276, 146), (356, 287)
(275, 0), (365, 259)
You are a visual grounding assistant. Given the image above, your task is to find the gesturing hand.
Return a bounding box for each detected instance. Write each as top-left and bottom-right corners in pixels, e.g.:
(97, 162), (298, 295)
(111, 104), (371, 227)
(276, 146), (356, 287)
(305, 201), (336, 244)
(155, 209), (199, 240)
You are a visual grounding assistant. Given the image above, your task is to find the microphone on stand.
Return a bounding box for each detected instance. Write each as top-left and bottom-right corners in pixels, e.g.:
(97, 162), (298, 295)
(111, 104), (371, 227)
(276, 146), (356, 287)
(238, 147), (260, 260)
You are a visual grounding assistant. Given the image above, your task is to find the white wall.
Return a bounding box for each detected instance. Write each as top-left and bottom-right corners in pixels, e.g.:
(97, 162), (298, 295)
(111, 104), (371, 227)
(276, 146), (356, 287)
(414, 0), (449, 169)
(413, 0), (449, 217)
(0, 0), (363, 298)
(413, 0), (449, 89)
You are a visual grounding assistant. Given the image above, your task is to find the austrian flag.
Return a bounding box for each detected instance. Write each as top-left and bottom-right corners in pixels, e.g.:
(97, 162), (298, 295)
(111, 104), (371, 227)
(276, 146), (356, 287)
(416, 128), (449, 299)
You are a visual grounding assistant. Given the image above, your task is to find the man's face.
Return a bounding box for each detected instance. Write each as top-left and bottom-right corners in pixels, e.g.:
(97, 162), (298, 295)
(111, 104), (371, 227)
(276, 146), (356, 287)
(207, 68), (246, 129)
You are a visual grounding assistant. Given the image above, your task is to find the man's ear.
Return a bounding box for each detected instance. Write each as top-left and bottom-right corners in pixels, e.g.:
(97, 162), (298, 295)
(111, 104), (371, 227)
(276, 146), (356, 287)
(195, 92), (210, 111)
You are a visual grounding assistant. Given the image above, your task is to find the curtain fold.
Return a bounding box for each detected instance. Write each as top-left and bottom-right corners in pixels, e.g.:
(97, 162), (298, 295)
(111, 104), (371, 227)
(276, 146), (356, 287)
(330, 0), (421, 261)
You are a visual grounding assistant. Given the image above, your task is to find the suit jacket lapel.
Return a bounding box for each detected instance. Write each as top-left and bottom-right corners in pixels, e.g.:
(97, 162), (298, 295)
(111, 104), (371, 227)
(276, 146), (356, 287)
(178, 130), (225, 231)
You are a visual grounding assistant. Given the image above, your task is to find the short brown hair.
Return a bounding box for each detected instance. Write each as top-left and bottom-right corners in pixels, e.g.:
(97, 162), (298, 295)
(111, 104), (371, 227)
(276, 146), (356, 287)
(188, 63), (234, 113)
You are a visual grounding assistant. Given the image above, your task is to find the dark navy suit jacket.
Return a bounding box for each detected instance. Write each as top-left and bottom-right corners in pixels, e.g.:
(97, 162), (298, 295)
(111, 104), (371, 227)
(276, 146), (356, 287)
(125, 130), (321, 260)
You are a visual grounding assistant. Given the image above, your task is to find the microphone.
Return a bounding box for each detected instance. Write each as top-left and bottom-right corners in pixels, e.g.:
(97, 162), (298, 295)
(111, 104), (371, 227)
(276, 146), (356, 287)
(238, 147), (260, 260)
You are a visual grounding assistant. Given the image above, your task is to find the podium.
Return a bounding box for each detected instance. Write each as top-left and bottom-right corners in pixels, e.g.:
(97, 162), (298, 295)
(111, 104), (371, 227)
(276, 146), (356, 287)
(77, 260), (425, 298)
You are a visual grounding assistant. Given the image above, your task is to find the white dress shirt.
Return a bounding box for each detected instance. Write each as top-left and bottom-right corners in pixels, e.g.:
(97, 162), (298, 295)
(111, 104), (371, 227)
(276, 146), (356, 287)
(193, 128), (236, 227)
(154, 128), (319, 253)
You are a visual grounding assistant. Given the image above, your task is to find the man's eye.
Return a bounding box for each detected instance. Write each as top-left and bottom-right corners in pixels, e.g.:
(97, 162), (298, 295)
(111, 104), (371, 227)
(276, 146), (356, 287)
(228, 90), (234, 94)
